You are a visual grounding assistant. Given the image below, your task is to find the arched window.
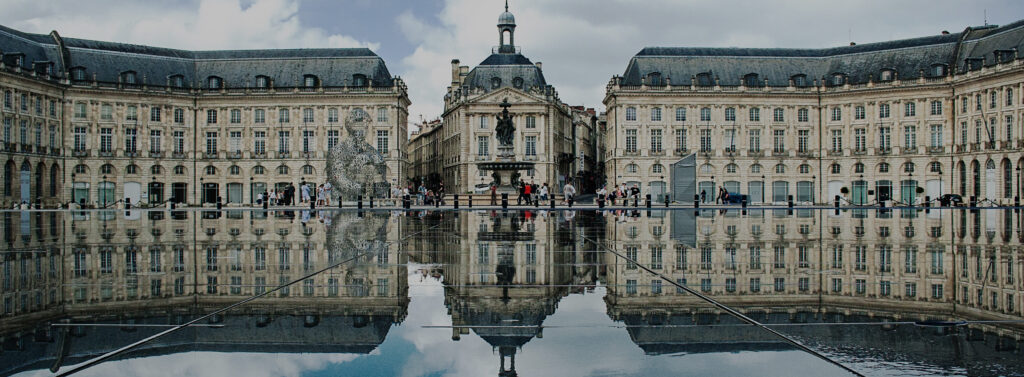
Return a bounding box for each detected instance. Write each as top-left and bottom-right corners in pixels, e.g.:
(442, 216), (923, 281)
(648, 72), (662, 86)
(931, 64), (946, 77)
(255, 75), (270, 88)
(903, 162), (915, 173)
(229, 165), (240, 175)
(125, 164), (138, 175)
(774, 164), (786, 174)
(170, 75), (185, 88)
(799, 164), (810, 174)
(74, 164), (88, 174)
(351, 74), (367, 87)
(700, 107), (711, 122)
(744, 73), (760, 87)
(750, 164), (762, 173)
(725, 164), (737, 174)
(205, 166), (217, 175)
(854, 163), (865, 173)
(626, 163), (638, 173)
(791, 74), (807, 87)
(512, 77), (524, 89)
(625, 107), (636, 121)
(699, 164), (714, 174)
(100, 164), (115, 175)
(253, 165), (265, 175)
(879, 69), (893, 81)
(174, 165), (186, 175)
(878, 162), (890, 173)
(651, 164), (664, 174)
(929, 162), (941, 173)
(151, 165), (162, 175)
(696, 72), (713, 87)
(70, 67), (86, 82)
(303, 75), (318, 88)
(650, 107), (662, 121)
(302, 165), (314, 175)
(831, 73), (845, 86)
(278, 165), (290, 174)
(121, 71), (137, 85)
(207, 76), (223, 89)
(830, 163), (841, 174)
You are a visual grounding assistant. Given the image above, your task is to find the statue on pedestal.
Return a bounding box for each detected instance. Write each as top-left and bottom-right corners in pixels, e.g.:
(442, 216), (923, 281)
(495, 98), (515, 147)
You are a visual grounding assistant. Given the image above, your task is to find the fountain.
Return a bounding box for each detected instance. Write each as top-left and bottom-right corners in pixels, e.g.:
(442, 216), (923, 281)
(479, 98), (533, 193)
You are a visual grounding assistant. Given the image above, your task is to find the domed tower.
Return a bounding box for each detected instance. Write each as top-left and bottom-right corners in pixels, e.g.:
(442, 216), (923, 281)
(497, 0), (517, 53)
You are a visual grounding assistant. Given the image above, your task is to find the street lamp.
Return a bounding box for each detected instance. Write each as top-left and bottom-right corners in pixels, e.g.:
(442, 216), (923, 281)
(102, 175), (107, 207)
(1017, 166), (1021, 201)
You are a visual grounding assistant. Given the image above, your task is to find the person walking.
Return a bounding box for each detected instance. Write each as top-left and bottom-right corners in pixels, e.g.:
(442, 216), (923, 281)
(438, 183), (445, 205)
(563, 181), (576, 205)
(490, 183), (498, 205)
(324, 181), (332, 206)
(700, 189), (706, 203)
(540, 183), (549, 202)
(524, 181), (533, 205)
(418, 184), (426, 205)
(301, 183), (311, 203)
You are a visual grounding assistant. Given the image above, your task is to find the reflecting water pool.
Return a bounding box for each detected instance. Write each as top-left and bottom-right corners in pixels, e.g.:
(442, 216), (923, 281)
(1, 208), (1023, 376)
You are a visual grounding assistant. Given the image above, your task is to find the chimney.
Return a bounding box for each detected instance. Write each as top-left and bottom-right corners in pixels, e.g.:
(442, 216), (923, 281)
(849, 42), (856, 46)
(535, 61), (542, 70)
(451, 59), (460, 86)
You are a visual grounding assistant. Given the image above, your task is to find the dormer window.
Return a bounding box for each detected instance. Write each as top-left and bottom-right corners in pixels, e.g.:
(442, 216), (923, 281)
(121, 71), (137, 85)
(931, 64), (946, 77)
(791, 74), (807, 87)
(512, 77), (524, 89)
(207, 76), (223, 89)
(170, 75), (185, 88)
(966, 57), (983, 71)
(351, 74), (367, 87)
(255, 75), (269, 88)
(879, 69), (893, 81)
(491, 77), (502, 89)
(303, 74), (318, 88)
(696, 72), (713, 87)
(744, 73), (760, 87)
(831, 73), (845, 86)
(70, 67), (86, 81)
(648, 72), (662, 86)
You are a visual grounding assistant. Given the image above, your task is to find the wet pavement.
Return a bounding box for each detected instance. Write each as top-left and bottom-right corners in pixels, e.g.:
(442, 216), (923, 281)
(1, 207), (1023, 376)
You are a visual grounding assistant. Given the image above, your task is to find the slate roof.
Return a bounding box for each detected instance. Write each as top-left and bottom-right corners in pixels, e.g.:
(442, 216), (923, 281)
(463, 53), (547, 93)
(0, 24), (394, 88)
(621, 18), (1024, 86)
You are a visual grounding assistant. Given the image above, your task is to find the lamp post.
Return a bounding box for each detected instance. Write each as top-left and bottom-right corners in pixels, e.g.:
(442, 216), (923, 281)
(1017, 165), (1021, 201)
(102, 175), (107, 207)
(70, 172), (76, 206)
(250, 176), (254, 206)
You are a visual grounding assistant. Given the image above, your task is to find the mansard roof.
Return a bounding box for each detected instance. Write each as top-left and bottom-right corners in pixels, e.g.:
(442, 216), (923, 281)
(621, 18), (1024, 86)
(463, 53), (547, 93)
(0, 24), (394, 88)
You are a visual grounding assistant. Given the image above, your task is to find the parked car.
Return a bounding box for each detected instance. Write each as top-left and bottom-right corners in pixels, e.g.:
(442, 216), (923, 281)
(939, 194), (964, 207)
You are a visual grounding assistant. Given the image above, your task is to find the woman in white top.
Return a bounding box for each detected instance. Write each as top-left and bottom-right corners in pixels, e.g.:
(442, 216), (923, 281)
(269, 190), (277, 206)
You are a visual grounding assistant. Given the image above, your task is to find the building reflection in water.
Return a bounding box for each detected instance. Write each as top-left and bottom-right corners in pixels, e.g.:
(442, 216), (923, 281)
(0, 208), (1022, 375)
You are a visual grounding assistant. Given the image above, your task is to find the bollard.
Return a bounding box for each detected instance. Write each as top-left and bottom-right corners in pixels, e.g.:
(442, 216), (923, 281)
(1015, 196), (1020, 207)
(879, 199), (886, 208)
(370, 197), (374, 208)
(970, 196), (977, 208)
(550, 199), (555, 209)
(646, 194), (652, 208)
(742, 198), (748, 208)
(534, 196), (539, 208)
(311, 198), (316, 210)
(633, 196), (639, 208)
(694, 194), (700, 209)
(434, 196), (439, 208)
(834, 195), (840, 209)
(358, 196), (364, 209)
(216, 196), (223, 211)
(598, 197), (605, 208)
(923, 196), (930, 208)
(787, 195), (794, 209)
(568, 196), (574, 208)
(468, 195), (472, 208)
(501, 193), (508, 209)
(665, 195), (670, 208)
(454, 194), (459, 209)
(261, 198), (267, 210)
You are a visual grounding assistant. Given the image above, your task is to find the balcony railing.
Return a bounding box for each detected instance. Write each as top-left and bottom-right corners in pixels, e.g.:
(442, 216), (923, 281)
(301, 151), (315, 159)
(125, 151), (139, 158)
(21, 144), (32, 153)
(277, 151), (291, 158)
(73, 149), (90, 157)
(227, 151), (243, 159)
(98, 150), (114, 157)
(927, 146), (944, 154)
(203, 151), (218, 159)
(149, 150), (163, 158)
(772, 149), (788, 157)
(674, 148), (690, 156)
(876, 147), (891, 155)
(827, 150), (843, 157)
(50, 147), (60, 156)
(746, 150), (764, 157)
(172, 151), (188, 159)
(254, 152), (267, 159)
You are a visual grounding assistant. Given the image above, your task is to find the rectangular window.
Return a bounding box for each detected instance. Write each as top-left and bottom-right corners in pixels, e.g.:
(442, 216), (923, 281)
(525, 135), (537, 156)
(303, 108), (314, 123)
(230, 109), (241, 124)
(124, 128), (137, 152)
(854, 128), (866, 151)
(150, 107), (161, 122)
(625, 129), (637, 152)
(254, 131), (266, 154)
(700, 108), (710, 122)
(773, 108), (784, 122)
(328, 108), (338, 123)
(229, 131), (242, 153)
(830, 130), (842, 152)
(173, 131), (185, 153)
(772, 129), (785, 153)
(150, 130), (161, 153)
(929, 125), (942, 147)
(174, 108), (184, 124)
(879, 104), (890, 118)
(74, 103), (87, 119)
(478, 136), (489, 156)
(651, 107), (661, 121)
(278, 131), (290, 153)
(626, 107), (637, 121)
(831, 107), (841, 121)
(675, 129), (687, 151)
(327, 130), (338, 150)
(377, 108), (388, 122)
(749, 108), (760, 122)
(748, 129), (761, 152)
(279, 109), (290, 123)
(651, 280), (662, 294)
(798, 108), (808, 122)
(724, 129), (736, 151)
(930, 101), (942, 115)
(376, 130), (389, 153)
(99, 128), (113, 152)
(724, 108), (736, 122)
(905, 102), (916, 117)
(650, 247), (663, 269)
(878, 127), (891, 152)
(479, 116), (488, 129)
(650, 129), (663, 152)
(73, 126), (87, 151)
(525, 115), (536, 128)
(126, 105), (138, 122)
(699, 129), (712, 152)
(303, 130), (314, 153)
(797, 129), (808, 153)
(904, 125), (917, 149)
(675, 108), (686, 122)
(205, 132), (218, 154)
(206, 109), (217, 124)
(101, 104), (113, 120)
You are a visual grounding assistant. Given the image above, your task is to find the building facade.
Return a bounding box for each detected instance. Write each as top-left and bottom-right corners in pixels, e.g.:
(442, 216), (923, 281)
(604, 21), (1024, 205)
(409, 6), (575, 194)
(0, 25), (409, 208)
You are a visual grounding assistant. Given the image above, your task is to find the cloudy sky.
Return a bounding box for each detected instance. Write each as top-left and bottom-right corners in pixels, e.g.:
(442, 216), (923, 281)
(2, 0), (1023, 130)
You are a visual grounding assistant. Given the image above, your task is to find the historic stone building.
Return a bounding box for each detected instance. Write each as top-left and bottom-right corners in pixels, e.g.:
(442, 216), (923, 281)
(0, 24), (409, 208)
(604, 21), (1024, 205)
(411, 5), (575, 194)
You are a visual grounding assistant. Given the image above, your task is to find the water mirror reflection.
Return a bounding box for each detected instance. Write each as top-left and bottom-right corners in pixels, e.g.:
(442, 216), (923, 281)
(1, 208), (1023, 376)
